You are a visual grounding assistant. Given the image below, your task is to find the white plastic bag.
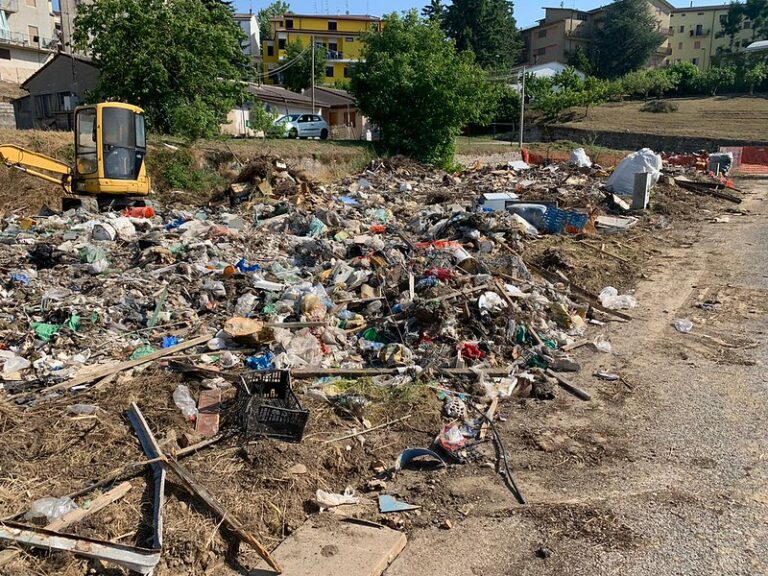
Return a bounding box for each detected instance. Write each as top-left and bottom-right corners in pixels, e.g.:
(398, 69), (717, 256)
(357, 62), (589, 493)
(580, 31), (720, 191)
(599, 286), (637, 310)
(316, 486), (359, 508)
(24, 497), (79, 522)
(570, 148), (592, 168)
(673, 319), (693, 333)
(606, 148), (662, 195)
(173, 384), (198, 421)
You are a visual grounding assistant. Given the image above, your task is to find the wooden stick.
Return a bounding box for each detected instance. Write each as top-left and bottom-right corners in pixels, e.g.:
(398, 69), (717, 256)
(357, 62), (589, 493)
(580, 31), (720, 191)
(0, 482), (132, 567)
(545, 369), (592, 401)
(33, 334), (214, 395)
(322, 414), (413, 444)
(576, 240), (631, 264)
(479, 398), (499, 440)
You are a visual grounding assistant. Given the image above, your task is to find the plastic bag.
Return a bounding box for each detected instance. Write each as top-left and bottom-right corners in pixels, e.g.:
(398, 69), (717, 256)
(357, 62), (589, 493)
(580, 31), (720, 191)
(2, 353), (31, 374)
(673, 318), (693, 333)
(570, 148), (592, 168)
(173, 384), (198, 421)
(509, 213), (539, 236)
(316, 486), (359, 508)
(593, 335), (612, 353)
(234, 293), (258, 316)
(606, 148), (662, 195)
(599, 287), (637, 310)
(24, 497), (79, 522)
(478, 291), (507, 313)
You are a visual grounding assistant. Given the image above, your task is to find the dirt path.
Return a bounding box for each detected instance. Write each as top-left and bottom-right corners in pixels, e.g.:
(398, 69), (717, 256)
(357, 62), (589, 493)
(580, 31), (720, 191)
(385, 182), (768, 576)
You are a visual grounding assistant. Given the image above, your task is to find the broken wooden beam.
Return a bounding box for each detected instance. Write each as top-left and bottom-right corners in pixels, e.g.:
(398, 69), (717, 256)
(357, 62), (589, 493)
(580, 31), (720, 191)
(545, 369), (592, 401)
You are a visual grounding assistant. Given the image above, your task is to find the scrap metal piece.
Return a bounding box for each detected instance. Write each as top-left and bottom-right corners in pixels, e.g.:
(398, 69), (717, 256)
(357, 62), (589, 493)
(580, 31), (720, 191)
(0, 522), (161, 575)
(394, 448), (446, 472)
(378, 495), (421, 514)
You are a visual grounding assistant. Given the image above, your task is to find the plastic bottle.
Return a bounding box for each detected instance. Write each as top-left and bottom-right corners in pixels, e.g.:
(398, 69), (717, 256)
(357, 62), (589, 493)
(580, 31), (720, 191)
(173, 385), (198, 422)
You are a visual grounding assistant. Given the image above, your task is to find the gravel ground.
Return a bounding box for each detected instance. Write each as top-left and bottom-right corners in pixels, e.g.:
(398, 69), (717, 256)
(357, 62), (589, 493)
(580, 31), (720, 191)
(385, 181), (768, 576)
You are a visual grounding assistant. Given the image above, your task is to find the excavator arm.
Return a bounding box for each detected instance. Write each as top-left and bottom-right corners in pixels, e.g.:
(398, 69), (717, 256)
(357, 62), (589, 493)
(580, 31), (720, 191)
(0, 144), (72, 192)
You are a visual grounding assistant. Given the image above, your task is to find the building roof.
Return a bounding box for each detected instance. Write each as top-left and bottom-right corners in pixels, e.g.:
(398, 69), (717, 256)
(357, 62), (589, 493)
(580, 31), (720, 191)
(20, 53), (97, 90)
(270, 13), (380, 22)
(248, 84), (324, 108)
(302, 86), (355, 107)
(234, 13), (255, 20)
(671, 3), (731, 11)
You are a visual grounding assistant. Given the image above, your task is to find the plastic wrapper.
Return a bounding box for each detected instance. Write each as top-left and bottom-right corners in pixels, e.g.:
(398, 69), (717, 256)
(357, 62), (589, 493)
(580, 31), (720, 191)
(316, 486), (359, 508)
(673, 318), (693, 333)
(24, 497), (79, 523)
(173, 384), (198, 421)
(570, 148), (593, 168)
(599, 286), (637, 310)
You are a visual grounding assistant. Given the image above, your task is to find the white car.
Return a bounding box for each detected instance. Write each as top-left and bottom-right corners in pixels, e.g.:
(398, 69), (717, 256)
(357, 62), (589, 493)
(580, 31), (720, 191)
(274, 114), (330, 140)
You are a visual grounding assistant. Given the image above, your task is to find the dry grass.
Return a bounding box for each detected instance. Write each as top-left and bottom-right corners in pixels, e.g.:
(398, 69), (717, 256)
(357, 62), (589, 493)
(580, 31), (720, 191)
(557, 95), (768, 142)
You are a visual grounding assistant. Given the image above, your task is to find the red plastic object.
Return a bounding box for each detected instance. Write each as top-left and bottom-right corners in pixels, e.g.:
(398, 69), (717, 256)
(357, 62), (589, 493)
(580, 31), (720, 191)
(370, 224), (387, 234)
(425, 267), (455, 280)
(459, 342), (486, 360)
(122, 206), (155, 218)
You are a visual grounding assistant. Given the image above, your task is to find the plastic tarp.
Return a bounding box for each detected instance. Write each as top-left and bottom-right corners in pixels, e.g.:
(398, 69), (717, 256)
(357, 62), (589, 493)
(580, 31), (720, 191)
(606, 148), (662, 195)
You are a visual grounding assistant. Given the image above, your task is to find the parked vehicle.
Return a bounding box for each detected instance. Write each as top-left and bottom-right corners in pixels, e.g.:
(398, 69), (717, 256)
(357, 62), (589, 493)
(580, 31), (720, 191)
(273, 114), (330, 140)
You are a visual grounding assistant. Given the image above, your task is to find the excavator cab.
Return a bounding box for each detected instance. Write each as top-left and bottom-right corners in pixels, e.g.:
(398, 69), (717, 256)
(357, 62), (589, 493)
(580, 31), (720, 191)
(73, 102), (151, 199)
(0, 101), (152, 212)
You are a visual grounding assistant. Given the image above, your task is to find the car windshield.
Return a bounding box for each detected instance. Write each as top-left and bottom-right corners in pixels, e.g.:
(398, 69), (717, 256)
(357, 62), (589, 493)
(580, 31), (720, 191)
(275, 114), (300, 124)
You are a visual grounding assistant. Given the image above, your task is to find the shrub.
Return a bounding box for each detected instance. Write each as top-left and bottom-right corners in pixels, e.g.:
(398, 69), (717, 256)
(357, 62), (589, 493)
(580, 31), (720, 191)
(640, 100), (679, 113)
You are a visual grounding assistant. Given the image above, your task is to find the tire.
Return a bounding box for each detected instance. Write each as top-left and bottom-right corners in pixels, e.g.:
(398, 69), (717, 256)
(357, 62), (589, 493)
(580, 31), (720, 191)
(289, 128), (298, 139)
(320, 128), (329, 140)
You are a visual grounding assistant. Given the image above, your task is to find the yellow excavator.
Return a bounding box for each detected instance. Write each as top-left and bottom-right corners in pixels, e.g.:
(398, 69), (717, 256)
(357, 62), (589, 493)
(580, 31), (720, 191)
(0, 102), (151, 211)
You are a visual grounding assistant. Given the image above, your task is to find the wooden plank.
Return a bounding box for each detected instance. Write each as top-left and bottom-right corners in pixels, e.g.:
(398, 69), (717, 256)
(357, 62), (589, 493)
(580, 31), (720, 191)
(545, 369), (592, 401)
(251, 518), (406, 576)
(38, 334), (213, 395)
(0, 482), (132, 567)
(479, 397), (499, 440)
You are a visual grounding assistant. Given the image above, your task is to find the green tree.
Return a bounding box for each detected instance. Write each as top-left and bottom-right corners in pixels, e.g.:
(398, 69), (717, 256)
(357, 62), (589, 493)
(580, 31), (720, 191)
(281, 39), (327, 93)
(743, 0), (768, 39)
(422, 0), (445, 23)
(258, 1), (290, 41)
(668, 61), (702, 95)
(700, 65), (737, 95)
(74, 0), (249, 140)
(442, 0), (521, 70)
(717, 2), (745, 50)
(525, 69), (605, 122)
(593, 0), (666, 78)
(351, 11), (496, 167)
(745, 60), (768, 94)
(567, 45), (593, 75)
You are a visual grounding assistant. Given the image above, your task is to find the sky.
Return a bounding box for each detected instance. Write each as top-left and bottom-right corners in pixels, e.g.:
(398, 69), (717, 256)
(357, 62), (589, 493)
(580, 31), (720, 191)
(231, 0), (728, 28)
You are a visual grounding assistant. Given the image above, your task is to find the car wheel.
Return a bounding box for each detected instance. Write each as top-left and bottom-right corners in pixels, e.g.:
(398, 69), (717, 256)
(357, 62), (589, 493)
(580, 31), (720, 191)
(289, 128), (298, 139)
(320, 128), (329, 140)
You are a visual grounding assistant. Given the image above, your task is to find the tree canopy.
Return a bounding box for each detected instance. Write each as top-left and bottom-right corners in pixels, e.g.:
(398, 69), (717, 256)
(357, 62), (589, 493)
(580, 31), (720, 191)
(257, 1), (290, 41)
(351, 11), (496, 167)
(593, 0), (666, 78)
(441, 0), (521, 70)
(281, 39), (327, 93)
(74, 0), (249, 140)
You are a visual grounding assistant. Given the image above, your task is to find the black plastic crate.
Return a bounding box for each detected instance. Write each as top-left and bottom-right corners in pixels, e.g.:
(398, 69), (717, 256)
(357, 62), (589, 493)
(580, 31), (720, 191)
(237, 370), (309, 442)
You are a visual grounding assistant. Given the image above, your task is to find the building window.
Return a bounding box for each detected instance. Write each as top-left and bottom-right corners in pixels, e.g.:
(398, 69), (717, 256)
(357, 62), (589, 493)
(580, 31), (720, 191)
(536, 47), (546, 56)
(694, 40), (701, 49)
(720, 14), (727, 25)
(678, 25), (684, 32)
(697, 12), (704, 15)
(329, 42), (337, 53)
(0, 48), (9, 60)
(538, 28), (547, 38)
(678, 41), (683, 49)
(328, 21), (337, 31)
(267, 45), (274, 56)
(695, 24), (703, 35)
(744, 20), (752, 29)
(345, 36), (354, 42)
(28, 25), (39, 44)
(278, 38), (286, 50)
(344, 66), (350, 78)
(285, 19), (293, 29)
(326, 65), (334, 77)
(691, 57), (699, 65)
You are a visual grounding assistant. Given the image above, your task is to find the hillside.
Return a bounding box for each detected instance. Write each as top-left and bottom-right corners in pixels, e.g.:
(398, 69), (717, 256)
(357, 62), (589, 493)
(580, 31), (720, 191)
(557, 96), (768, 143)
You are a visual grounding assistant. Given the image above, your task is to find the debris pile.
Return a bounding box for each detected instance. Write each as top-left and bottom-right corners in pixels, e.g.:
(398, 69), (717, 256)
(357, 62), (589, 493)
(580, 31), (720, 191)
(0, 149), (742, 574)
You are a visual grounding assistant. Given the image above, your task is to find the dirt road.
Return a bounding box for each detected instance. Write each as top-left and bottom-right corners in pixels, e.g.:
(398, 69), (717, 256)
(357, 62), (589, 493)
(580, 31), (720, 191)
(386, 182), (768, 576)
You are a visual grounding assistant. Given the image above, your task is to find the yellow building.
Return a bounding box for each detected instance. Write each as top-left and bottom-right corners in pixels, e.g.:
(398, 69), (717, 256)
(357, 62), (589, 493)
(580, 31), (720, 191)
(261, 14), (382, 85)
(669, 4), (761, 69)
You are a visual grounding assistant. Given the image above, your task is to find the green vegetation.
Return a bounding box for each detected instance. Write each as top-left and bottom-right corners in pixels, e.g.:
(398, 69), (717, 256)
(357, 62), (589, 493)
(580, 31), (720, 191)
(74, 0), (250, 140)
(640, 100), (679, 113)
(351, 11), (496, 167)
(148, 148), (225, 193)
(441, 0), (521, 70)
(282, 38), (327, 93)
(526, 68), (608, 123)
(593, 0), (666, 78)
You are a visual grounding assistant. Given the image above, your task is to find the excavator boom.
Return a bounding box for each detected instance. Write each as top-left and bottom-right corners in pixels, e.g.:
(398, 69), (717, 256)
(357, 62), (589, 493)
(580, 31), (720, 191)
(0, 144), (72, 191)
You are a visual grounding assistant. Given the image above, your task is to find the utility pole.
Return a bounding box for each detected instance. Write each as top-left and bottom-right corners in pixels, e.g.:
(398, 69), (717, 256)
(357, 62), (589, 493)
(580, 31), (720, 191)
(311, 35), (316, 114)
(518, 65), (526, 149)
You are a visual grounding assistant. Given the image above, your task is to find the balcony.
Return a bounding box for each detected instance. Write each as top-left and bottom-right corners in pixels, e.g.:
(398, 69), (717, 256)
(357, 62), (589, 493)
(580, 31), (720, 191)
(0, 0), (18, 13)
(566, 27), (594, 40)
(690, 28), (710, 36)
(0, 30), (58, 51)
(326, 50), (344, 60)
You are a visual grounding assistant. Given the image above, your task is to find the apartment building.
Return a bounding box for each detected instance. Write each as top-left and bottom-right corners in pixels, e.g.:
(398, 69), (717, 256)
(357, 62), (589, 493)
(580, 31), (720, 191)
(669, 4), (759, 68)
(521, 0), (674, 69)
(235, 11), (260, 62)
(261, 14), (382, 85)
(0, 0), (58, 83)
